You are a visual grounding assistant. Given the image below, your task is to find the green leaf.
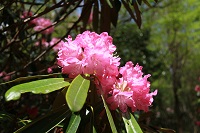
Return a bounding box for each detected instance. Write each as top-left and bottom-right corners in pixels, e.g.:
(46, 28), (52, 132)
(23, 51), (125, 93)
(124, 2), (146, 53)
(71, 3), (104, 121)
(15, 105), (71, 133)
(5, 78), (70, 101)
(101, 95), (118, 133)
(106, 0), (113, 8)
(156, 127), (176, 133)
(66, 75), (90, 112)
(121, 0), (137, 22)
(122, 111), (143, 133)
(65, 113), (81, 133)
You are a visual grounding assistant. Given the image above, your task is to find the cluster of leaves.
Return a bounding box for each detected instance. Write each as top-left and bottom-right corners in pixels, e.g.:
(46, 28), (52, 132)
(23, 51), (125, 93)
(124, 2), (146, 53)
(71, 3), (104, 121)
(2, 74), (142, 133)
(2, 73), (176, 133)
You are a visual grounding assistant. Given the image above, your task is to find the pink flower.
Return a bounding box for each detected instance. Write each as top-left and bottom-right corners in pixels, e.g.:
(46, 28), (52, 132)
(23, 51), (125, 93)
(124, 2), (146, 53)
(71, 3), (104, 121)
(21, 11), (38, 25)
(195, 85), (200, 92)
(106, 61), (157, 112)
(57, 31), (120, 78)
(0, 71), (11, 81)
(35, 38), (49, 47)
(35, 37), (63, 52)
(0, 72), (6, 77)
(195, 121), (200, 126)
(47, 67), (53, 73)
(88, 13), (93, 24)
(49, 38), (64, 51)
(34, 17), (54, 34)
(21, 11), (33, 19)
(27, 106), (39, 119)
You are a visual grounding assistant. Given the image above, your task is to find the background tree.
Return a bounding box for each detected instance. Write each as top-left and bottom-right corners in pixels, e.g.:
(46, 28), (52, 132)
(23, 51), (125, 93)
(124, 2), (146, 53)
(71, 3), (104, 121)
(142, 0), (200, 132)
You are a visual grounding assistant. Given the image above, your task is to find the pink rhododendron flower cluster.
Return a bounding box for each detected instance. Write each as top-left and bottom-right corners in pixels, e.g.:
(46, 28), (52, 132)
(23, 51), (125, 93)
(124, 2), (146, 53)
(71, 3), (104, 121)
(57, 31), (157, 112)
(195, 85), (200, 92)
(57, 31), (120, 78)
(34, 17), (54, 34)
(195, 121), (200, 127)
(106, 62), (157, 112)
(0, 71), (11, 81)
(49, 38), (64, 51)
(21, 11), (54, 34)
(35, 37), (64, 51)
(21, 11), (38, 25)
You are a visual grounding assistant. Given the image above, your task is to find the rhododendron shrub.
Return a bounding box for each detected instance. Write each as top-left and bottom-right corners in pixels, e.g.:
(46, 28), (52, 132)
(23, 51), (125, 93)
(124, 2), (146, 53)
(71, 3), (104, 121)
(21, 11), (60, 52)
(35, 37), (64, 51)
(34, 17), (54, 34)
(57, 31), (157, 113)
(4, 31), (158, 133)
(21, 11), (38, 25)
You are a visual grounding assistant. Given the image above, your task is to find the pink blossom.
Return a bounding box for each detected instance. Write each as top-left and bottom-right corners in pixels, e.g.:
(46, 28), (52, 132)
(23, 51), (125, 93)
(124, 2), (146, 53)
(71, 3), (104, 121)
(34, 17), (54, 34)
(49, 38), (64, 51)
(195, 85), (200, 92)
(88, 13), (93, 24)
(35, 37), (63, 52)
(21, 11), (38, 25)
(57, 31), (120, 78)
(195, 121), (200, 126)
(47, 67), (53, 73)
(0, 72), (6, 77)
(35, 38), (49, 47)
(21, 11), (33, 19)
(0, 71), (11, 81)
(27, 106), (38, 119)
(106, 61), (157, 113)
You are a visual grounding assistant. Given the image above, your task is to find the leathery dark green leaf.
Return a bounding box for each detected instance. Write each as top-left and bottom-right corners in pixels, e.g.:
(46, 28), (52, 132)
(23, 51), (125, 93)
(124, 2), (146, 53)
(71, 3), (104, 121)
(65, 113), (81, 133)
(5, 78), (70, 101)
(122, 111), (143, 133)
(101, 95), (118, 133)
(66, 74), (90, 112)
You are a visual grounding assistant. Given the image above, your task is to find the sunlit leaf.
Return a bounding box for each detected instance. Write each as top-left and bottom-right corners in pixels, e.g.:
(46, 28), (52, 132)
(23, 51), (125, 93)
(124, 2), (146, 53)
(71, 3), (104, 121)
(66, 75), (90, 112)
(106, 0), (113, 8)
(5, 78), (70, 101)
(65, 113), (81, 133)
(122, 111), (143, 133)
(101, 95), (118, 133)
